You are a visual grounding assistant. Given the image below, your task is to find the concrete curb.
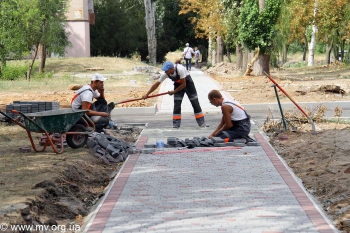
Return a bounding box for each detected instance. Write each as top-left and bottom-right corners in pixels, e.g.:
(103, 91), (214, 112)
(111, 104), (157, 116)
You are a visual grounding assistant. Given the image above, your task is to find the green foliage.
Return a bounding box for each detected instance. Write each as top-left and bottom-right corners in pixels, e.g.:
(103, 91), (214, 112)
(0, 65), (27, 81)
(315, 42), (326, 54)
(288, 41), (304, 54)
(31, 71), (54, 80)
(282, 61), (307, 68)
(238, 0), (282, 54)
(0, 0), (69, 78)
(270, 52), (279, 68)
(205, 61), (212, 69)
(90, 0), (147, 59)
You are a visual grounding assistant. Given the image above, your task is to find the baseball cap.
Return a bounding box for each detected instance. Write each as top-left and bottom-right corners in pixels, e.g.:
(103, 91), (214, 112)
(91, 73), (107, 82)
(162, 61), (174, 72)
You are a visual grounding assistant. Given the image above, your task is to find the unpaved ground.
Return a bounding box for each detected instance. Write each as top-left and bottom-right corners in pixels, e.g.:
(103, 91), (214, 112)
(1, 60), (350, 232)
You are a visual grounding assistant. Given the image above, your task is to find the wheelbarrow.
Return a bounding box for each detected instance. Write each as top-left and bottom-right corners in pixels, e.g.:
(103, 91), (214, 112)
(0, 108), (95, 154)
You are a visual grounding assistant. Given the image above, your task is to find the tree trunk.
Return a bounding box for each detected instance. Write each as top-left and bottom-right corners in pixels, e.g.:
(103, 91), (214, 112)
(303, 34), (308, 61)
(208, 36), (213, 65)
(144, 0), (156, 65)
(333, 45), (339, 61)
(39, 44), (46, 73)
(242, 48), (249, 74)
(258, 0), (265, 13)
(236, 44), (243, 71)
(226, 52), (231, 63)
(308, 2), (318, 66)
(27, 44), (39, 81)
(216, 36), (224, 63)
(253, 54), (270, 76)
(325, 35), (333, 65)
(282, 44), (288, 65)
(308, 24), (317, 66)
(340, 39), (345, 61)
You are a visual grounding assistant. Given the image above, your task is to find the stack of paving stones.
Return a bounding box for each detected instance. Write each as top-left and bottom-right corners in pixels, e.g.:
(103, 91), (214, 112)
(5, 101), (60, 119)
(142, 136), (260, 154)
(86, 133), (139, 164)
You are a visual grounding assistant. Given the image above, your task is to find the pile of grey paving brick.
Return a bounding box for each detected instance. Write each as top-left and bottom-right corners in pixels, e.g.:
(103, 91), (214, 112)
(86, 133), (138, 164)
(143, 136), (260, 153)
(5, 101), (60, 119)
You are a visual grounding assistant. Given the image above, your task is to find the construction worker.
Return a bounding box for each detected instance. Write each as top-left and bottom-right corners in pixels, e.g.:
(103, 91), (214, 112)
(71, 73), (115, 132)
(208, 90), (251, 141)
(142, 61), (205, 128)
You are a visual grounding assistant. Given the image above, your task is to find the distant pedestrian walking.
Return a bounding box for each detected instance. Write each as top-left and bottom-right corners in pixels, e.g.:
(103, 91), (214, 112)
(194, 47), (201, 68)
(143, 61), (205, 128)
(183, 43), (195, 71)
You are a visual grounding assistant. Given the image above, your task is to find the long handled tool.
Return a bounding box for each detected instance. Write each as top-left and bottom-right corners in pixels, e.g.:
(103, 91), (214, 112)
(264, 72), (316, 134)
(115, 92), (168, 105)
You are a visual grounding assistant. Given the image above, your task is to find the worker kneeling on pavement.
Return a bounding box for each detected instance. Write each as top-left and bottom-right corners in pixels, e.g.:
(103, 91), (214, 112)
(71, 73), (115, 132)
(208, 90), (251, 142)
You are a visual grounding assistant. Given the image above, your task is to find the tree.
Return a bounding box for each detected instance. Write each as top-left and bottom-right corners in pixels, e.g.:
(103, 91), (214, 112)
(90, 0), (148, 59)
(239, 0), (282, 75)
(179, 0), (227, 65)
(0, 0), (32, 67)
(0, 0), (69, 80)
(144, 0), (157, 64)
(37, 0), (70, 73)
(222, 0), (243, 70)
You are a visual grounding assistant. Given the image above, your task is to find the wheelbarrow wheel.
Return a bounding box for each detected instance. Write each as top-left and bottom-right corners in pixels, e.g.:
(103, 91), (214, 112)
(66, 124), (88, 149)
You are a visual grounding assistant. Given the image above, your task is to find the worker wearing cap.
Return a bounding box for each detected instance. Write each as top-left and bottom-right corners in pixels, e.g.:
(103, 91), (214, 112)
(142, 61), (205, 128)
(71, 73), (115, 132)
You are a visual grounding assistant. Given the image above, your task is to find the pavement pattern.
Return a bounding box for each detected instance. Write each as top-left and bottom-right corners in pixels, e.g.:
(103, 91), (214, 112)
(83, 68), (338, 233)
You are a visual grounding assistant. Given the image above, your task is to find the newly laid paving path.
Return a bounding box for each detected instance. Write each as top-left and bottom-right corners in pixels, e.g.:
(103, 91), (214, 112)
(84, 67), (338, 233)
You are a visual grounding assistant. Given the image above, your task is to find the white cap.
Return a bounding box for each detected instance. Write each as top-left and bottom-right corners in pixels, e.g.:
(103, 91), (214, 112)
(91, 73), (107, 82)
(186, 43), (189, 46)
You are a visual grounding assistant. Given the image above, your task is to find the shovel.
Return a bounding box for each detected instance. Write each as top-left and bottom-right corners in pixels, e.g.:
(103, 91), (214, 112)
(114, 92), (169, 105)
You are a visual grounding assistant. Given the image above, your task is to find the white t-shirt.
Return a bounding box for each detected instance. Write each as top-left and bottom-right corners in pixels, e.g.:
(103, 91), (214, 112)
(158, 64), (189, 83)
(183, 47), (194, 59)
(195, 50), (201, 59)
(71, 84), (100, 109)
(222, 99), (247, 121)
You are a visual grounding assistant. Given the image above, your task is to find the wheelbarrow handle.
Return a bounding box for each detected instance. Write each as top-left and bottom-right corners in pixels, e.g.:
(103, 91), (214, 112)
(115, 91), (169, 105)
(11, 110), (47, 133)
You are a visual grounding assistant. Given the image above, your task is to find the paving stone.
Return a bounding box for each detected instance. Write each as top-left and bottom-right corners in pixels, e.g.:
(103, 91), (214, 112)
(233, 142), (246, 147)
(214, 143), (226, 147)
(247, 142), (260, 146)
(193, 139), (201, 147)
(211, 137), (224, 143)
(178, 139), (187, 147)
(187, 143), (195, 149)
(200, 141), (209, 146)
(144, 143), (156, 148)
(167, 137), (178, 145)
(234, 138), (247, 143)
(142, 148), (155, 154)
(225, 142), (235, 146)
(206, 139), (214, 145)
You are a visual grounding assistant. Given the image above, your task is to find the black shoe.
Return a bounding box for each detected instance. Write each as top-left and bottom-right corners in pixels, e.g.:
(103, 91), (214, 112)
(107, 102), (115, 112)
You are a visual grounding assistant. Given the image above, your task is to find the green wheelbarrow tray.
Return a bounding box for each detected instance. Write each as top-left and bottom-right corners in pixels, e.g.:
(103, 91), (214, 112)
(23, 109), (88, 133)
(0, 108), (92, 154)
